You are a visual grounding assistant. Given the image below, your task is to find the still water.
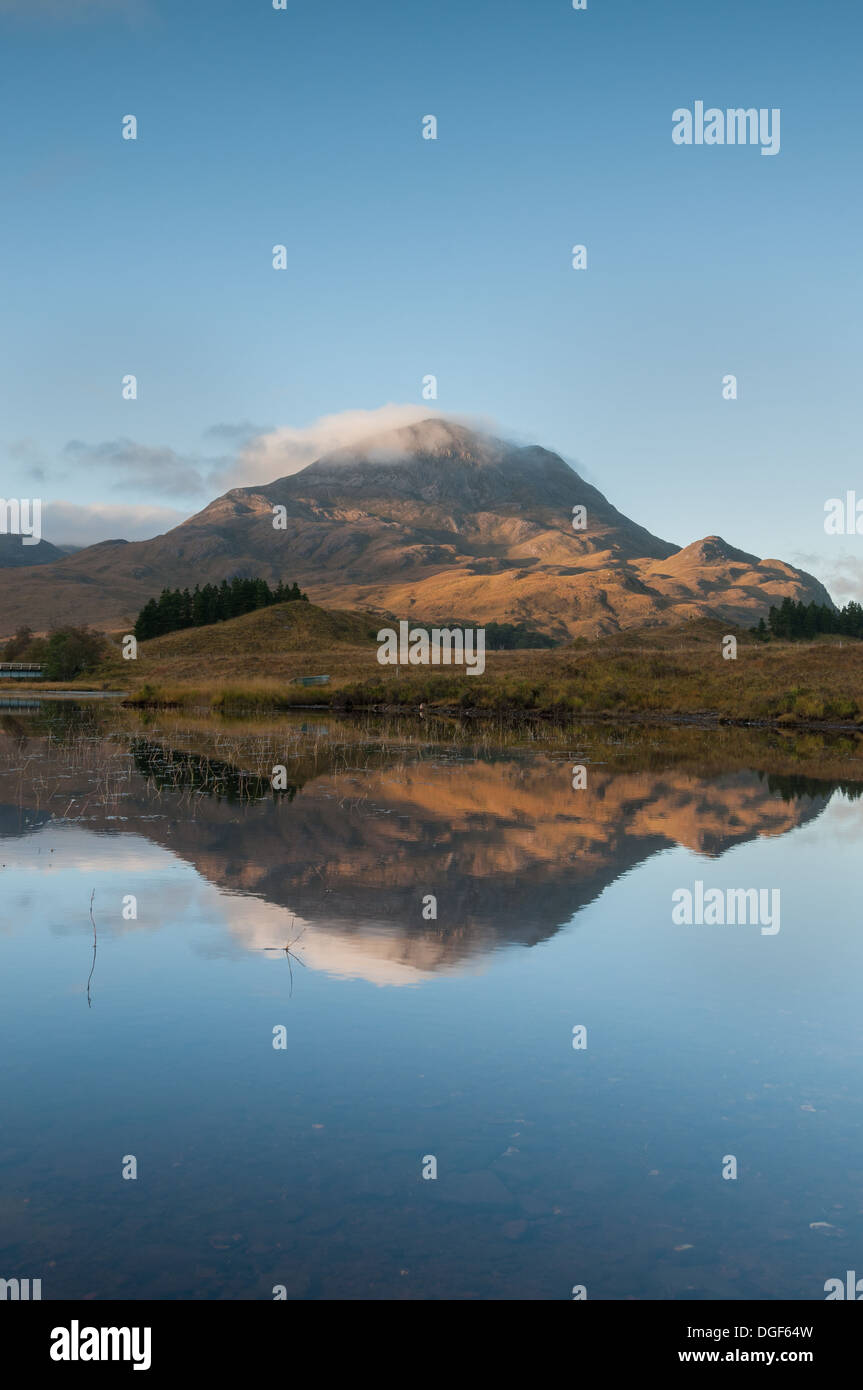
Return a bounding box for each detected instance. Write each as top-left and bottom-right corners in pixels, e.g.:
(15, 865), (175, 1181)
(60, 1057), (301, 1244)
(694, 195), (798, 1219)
(1, 704), (862, 1300)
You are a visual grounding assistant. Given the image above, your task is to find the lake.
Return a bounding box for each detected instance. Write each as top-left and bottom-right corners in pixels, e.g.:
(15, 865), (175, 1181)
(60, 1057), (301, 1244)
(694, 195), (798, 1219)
(1, 703), (862, 1300)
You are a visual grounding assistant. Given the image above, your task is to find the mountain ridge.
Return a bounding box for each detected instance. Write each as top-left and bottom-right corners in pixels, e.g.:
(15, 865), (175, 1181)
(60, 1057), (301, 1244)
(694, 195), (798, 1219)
(0, 418), (832, 637)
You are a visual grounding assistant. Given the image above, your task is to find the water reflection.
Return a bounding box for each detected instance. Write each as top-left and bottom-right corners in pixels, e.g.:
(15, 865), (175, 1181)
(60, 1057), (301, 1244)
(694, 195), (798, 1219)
(2, 707), (863, 1301)
(0, 710), (838, 982)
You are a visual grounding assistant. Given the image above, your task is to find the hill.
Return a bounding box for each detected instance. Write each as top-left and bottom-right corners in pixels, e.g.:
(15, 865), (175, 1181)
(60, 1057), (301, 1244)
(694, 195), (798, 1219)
(138, 601), (378, 659)
(96, 600), (381, 691)
(0, 534), (67, 568)
(0, 419), (832, 638)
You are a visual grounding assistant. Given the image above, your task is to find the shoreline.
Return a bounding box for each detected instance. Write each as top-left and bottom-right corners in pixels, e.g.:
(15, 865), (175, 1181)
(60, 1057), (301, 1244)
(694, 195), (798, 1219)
(0, 686), (128, 700)
(6, 684), (863, 736)
(118, 696), (863, 736)
(8, 631), (863, 738)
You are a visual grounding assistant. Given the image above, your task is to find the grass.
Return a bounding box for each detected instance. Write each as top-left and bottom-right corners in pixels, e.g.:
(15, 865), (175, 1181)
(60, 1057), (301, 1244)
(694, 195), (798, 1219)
(18, 605), (863, 731)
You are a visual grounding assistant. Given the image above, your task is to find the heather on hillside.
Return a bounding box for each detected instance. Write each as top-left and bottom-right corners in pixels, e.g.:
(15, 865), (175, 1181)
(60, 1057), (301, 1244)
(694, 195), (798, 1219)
(134, 578), (308, 640)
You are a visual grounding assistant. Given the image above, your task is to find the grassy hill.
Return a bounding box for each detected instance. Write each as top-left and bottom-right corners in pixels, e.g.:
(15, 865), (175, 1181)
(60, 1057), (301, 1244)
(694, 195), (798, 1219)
(137, 601), (379, 661)
(78, 605), (863, 730)
(92, 600), (381, 702)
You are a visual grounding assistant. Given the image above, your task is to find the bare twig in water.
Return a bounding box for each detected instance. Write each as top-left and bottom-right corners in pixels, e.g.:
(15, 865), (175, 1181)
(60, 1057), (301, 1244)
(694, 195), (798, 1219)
(262, 915), (306, 997)
(86, 889), (97, 1008)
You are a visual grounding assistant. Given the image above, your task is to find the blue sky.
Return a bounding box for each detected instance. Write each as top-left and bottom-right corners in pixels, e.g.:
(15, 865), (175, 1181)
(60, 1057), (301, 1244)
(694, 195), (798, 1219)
(1, 0), (861, 596)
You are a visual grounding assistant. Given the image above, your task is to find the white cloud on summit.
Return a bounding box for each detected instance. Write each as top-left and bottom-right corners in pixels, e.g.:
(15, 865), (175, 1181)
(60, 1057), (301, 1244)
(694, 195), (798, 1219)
(24, 406), (500, 545)
(56, 407), (456, 504)
(211, 403), (440, 491)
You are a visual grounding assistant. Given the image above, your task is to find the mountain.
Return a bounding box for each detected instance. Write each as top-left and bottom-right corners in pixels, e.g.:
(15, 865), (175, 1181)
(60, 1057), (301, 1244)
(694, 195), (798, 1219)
(0, 419), (832, 637)
(0, 534), (68, 568)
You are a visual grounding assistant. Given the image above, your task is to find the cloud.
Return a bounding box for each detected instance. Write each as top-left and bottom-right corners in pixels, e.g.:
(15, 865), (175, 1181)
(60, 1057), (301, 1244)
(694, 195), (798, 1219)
(202, 420), (274, 447)
(5, 437), (50, 480)
(38, 406), (501, 517)
(41, 500), (187, 547)
(807, 554), (863, 605)
(210, 403), (459, 491)
(62, 438), (210, 497)
(58, 409), (445, 503)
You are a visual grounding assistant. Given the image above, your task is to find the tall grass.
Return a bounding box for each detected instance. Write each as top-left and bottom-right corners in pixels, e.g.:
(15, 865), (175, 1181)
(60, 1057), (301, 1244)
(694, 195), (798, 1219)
(107, 629), (863, 728)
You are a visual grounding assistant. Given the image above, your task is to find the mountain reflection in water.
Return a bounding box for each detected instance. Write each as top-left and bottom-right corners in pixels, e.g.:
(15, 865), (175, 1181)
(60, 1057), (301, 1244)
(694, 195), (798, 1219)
(0, 710), (835, 983)
(2, 706), (863, 1302)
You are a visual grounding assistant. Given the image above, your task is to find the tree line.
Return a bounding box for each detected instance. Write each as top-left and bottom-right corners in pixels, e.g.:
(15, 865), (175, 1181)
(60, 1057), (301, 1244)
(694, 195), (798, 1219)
(134, 577), (308, 640)
(1, 625), (107, 679)
(484, 621), (557, 650)
(755, 597), (863, 641)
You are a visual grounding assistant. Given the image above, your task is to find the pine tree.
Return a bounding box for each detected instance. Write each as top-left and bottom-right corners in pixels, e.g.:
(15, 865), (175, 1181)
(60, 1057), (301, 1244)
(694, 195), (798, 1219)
(134, 575), (309, 636)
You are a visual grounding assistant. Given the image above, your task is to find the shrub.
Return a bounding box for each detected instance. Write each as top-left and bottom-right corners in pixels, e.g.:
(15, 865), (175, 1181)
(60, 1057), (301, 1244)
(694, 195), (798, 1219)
(41, 627), (108, 680)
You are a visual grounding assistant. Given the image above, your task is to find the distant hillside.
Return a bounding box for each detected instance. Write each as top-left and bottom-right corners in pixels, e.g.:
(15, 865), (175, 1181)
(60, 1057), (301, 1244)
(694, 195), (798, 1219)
(0, 534), (67, 568)
(0, 419), (833, 638)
